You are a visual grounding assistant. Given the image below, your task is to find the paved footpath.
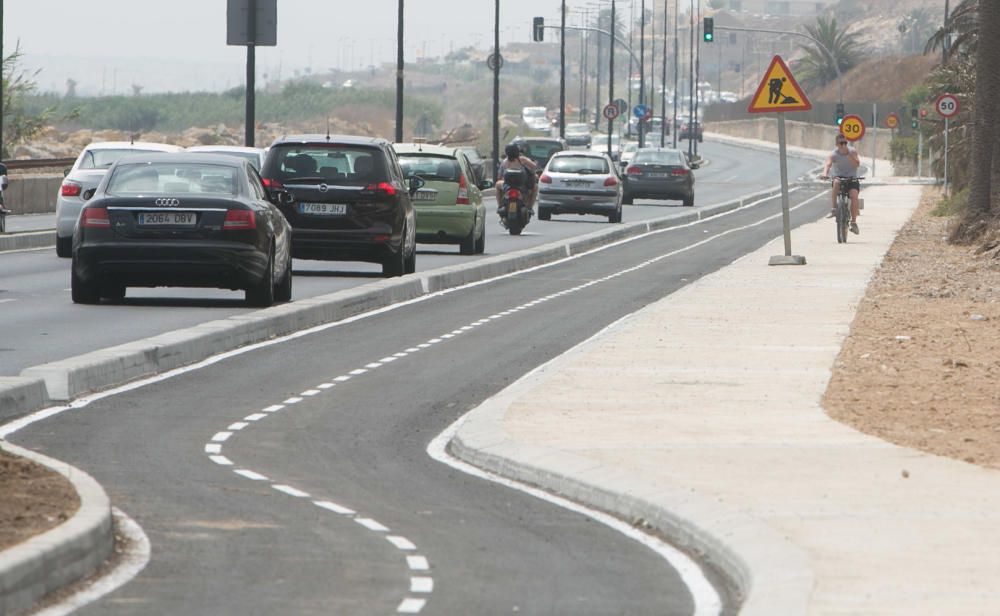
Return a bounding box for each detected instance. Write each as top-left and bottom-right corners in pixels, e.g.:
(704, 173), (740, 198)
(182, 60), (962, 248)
(453, 184), (1000, 615)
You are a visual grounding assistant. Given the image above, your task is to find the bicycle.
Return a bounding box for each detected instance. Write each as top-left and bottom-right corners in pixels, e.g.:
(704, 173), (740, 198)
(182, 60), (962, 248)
(822, 175), (863, 244)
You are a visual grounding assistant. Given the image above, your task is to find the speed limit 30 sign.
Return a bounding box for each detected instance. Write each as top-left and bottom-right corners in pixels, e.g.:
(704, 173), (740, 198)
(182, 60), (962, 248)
(839, 114), (866, 142)
(935, 93), (960, 118)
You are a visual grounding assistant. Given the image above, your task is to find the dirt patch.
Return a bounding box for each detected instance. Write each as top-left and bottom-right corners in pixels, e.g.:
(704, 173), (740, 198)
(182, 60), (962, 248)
(0, 447), (80, 551)
(825, 187), (1000, 467)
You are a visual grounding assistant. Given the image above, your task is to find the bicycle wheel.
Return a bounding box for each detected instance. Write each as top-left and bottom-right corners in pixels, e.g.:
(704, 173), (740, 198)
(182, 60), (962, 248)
(835, 196), (848, 244)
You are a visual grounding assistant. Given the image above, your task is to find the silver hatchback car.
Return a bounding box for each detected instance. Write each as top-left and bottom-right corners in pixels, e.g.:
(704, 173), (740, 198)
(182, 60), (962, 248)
(537, 151), (623, 223)
(56, 141), (183, 257)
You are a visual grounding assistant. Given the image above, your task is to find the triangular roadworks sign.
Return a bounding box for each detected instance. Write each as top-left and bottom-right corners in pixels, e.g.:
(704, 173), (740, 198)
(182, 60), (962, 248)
(747, 55), (812, 113)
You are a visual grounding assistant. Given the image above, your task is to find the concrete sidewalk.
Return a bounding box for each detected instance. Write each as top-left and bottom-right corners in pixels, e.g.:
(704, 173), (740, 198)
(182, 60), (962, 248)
(452, 184), (1000, 614)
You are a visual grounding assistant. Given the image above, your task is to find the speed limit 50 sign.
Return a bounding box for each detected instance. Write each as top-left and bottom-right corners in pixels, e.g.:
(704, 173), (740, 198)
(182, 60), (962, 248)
(839, 114), (866, 142)
(935, 93), (960, 118)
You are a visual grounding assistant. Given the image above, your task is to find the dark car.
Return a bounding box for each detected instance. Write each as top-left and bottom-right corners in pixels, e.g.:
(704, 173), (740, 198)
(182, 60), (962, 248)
(71, 153), (293, 306)
(622, 147), (698, 206)
(678, 120), (704, 142)
(511, 137), (566, 171)
(261, 135), (418, 277)
(456, 146), (487, 184)
(564, 123), (593, 147)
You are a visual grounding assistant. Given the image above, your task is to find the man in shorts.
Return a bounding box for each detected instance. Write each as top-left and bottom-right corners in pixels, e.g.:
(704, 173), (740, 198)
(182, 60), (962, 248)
(822, 135), (861, 234)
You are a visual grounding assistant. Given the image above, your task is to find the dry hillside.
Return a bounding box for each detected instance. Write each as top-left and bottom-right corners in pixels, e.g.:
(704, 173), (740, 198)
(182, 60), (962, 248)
(810, 54), (939, 103)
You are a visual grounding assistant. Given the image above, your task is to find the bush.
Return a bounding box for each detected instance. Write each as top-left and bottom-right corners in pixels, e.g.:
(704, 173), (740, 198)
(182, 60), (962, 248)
(931, 187), (966, 217)
(890, 136), (918, 163)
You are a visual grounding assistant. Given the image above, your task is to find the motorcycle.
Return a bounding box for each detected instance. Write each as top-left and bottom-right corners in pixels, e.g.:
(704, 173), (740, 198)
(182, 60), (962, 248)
(498, 167), (533, 236)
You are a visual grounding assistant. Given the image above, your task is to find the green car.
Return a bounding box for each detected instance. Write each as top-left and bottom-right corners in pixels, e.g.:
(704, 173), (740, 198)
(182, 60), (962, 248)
(393, 143), (491, 255)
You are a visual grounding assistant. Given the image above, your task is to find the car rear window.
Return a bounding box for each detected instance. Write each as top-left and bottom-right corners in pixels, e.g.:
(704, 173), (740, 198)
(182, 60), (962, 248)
(106, 162), (240, 196)
(80, 149), (163, 170)
(548, 156), (609, 174)
(518, 141), (563, 160)
(264, 145), (387, 185)
(633, 151), (685, 165)
(397, 154), (462, 182)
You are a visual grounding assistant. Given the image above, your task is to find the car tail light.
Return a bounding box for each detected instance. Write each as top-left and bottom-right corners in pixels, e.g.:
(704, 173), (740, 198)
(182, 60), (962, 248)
(604, 176), (619, 187)
(671, 168), (690, 176)
(262, 178), (283, 190)
(539, 174), (552, 184)
(507, 188), (521, 199)
(224, 209), (256, 230)
(456, 173), (470, 205)
(79, 207), (110, 228)
(372, 234), (391, 242)
(365, 182), (398, 197)
(626, 166), (642, 176)
(61, 181), (83, 197)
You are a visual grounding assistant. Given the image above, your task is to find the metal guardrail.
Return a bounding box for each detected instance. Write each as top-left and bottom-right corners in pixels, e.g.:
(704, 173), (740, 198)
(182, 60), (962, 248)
(2, 158), (76, 171)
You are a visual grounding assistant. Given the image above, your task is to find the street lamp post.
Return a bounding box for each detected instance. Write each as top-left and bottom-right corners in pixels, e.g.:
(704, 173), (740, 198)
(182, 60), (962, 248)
(607, 0), (616, 158)
(395, 0), (404, 142)
(560, 0), (566, 138)
(638, 0), (646, 148)
(492, 0), (500, 182)
(660, 0), (668, 147)
(672, 0), (679, 148)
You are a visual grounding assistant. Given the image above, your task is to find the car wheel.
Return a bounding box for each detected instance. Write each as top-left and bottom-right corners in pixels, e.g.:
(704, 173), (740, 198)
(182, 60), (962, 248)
(623, 193), (634, 205)
(275, 250), (293, 303)
(683, 195), (694, 207)
(56, 236), (72, 258)
(246, 246), (275, 307)
(71, 267), (100, 304)
(459, 225), (476, 255)
(404, 244), (417, 275)
(609, 207), (622, 223)
(538, 209), (551, 221)
(474, 223), (486, 254)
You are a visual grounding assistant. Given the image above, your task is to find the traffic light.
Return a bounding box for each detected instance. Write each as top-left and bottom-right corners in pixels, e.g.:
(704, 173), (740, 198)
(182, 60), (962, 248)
(835, 103), (845, 126)
(703, 17), (714, 43)
(910, 107), (918, 129)
(533, 17), (544, 42)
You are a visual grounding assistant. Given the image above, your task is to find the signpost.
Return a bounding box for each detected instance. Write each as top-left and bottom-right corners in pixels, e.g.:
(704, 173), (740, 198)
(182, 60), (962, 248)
(227, 0), (277, 147)
(885, 112), (899, 130)
(839, 114), (866, 142)
(935, 93), (960, 194)
(602, 103), (620, 121)
(747, 56), (811, 266)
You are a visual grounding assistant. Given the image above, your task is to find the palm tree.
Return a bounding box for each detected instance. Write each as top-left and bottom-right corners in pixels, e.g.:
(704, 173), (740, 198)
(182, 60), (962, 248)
(962, 0), (1000, 230)
(925, 0), (978, 62)
(796, 16), (866, 89)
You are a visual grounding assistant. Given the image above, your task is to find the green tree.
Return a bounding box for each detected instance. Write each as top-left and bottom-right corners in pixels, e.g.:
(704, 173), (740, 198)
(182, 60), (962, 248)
(2, 45), (54, 158)
(796, 16), (866, 89)
(926, 0), (977, 62)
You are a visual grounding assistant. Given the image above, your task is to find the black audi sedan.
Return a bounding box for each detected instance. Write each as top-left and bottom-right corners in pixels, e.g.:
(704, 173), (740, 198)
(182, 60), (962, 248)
(71, 153), (293, 307)
(622, 147), (699, 207)
(260, 135), (419, 277)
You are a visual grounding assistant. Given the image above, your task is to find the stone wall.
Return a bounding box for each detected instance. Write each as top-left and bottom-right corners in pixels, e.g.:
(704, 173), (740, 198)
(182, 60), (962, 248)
(706, 118), (892, 161)
(4, 175), (63, 214)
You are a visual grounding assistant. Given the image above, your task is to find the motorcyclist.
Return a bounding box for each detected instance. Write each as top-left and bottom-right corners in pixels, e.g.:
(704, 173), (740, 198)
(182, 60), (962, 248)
(495, 143), (537, 214)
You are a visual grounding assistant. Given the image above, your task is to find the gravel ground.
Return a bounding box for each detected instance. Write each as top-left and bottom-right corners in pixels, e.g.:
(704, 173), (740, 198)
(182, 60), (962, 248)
(825, 187), (1000, 467)
(0, 447), (79, 551)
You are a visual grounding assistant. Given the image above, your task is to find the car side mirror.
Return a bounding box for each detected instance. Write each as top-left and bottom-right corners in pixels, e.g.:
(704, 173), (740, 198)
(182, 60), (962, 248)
(64, 168), (71, 178)
(408, 176), (425, 194)
(82, 188), (96, 201)
(271, 189), (294, 205)
(479, 179), (494, 190)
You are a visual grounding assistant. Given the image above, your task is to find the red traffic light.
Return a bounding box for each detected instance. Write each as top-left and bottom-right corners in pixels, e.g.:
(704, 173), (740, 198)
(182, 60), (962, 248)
(919, 109), (928, 118)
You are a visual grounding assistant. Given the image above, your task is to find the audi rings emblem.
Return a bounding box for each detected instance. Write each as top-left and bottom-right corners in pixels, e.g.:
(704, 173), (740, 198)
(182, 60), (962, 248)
(155, 198), (180, 206)
(318, 183), (329, 193)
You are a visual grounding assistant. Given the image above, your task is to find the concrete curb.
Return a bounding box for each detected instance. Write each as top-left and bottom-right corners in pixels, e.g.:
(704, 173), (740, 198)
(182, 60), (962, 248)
(0, 182), (794, 613)
(0, 231), (56, 253)
(0, 441), (112, 616)
(448, 299), (815, 615)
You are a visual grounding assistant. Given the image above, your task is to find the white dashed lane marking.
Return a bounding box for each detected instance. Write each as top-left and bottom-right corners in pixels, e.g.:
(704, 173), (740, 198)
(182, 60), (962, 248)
(410, 577), (434, 593)
(234, 469), (268, 481)
(387, 536), (417, 551)
(355, 518), (390, 532)
(406, 556), (430, 571)
(273, 485), (310, 498)
(313, 500), (355, 515)
(397, 598), (427, 614)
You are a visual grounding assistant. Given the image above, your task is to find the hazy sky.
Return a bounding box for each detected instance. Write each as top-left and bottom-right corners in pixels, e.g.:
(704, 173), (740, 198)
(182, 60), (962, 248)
(5, 0), (571, 94)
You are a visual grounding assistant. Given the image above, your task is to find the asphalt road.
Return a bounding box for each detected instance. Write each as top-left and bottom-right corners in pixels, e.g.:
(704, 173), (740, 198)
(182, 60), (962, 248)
(0, 141), (817, 377)
(11, 166), (828, 614)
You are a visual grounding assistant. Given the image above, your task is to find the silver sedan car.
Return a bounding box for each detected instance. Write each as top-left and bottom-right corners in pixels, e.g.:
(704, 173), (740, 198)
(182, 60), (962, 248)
(185, 145), (266, 171)
(537, 151), (623, 223)
(55, 141), (183, 257)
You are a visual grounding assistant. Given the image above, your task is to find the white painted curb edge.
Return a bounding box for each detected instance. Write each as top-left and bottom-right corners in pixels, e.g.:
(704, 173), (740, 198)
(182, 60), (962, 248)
(0, 441), (113, 616)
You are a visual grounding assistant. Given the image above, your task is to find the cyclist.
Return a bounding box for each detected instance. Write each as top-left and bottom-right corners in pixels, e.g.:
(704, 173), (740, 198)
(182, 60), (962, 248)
(821, 135), (861, 234)
(495, 143), (538, 213)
